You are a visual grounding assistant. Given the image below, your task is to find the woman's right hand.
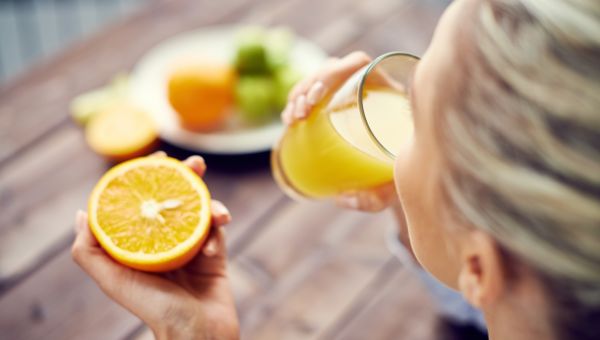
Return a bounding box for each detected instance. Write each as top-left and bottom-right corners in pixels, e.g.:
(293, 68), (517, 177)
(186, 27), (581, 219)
(281, 51), (398, 212)
(72, 153), (239, 340)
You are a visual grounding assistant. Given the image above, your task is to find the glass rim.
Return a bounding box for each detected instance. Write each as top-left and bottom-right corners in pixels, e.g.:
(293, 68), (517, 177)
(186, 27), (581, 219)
(357, 51), (421, 160)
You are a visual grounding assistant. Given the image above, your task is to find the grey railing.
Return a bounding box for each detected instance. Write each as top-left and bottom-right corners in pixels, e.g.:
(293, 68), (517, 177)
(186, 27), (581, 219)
(0, 0), (146, 84)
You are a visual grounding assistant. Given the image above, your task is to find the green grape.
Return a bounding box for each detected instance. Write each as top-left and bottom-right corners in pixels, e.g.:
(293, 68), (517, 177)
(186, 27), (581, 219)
(235, 75), (276, 124)
(234, 27), (269, 74)
(273, 66), (302, 111)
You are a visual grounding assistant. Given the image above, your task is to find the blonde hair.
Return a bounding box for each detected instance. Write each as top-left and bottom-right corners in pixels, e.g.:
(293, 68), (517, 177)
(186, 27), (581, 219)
(438, 0), (600, 337)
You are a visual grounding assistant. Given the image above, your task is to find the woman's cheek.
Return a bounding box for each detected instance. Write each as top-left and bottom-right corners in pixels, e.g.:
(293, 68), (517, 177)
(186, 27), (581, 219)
(394, 137), (425, 248)
(393, 136), (455, 284)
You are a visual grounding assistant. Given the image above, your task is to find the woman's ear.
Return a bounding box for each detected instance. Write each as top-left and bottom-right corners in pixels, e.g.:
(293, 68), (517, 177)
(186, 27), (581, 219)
(457, 230), (506, 309)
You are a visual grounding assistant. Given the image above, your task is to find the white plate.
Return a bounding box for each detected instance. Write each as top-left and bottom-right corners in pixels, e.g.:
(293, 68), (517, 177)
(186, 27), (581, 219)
(129, 26), (328, 155)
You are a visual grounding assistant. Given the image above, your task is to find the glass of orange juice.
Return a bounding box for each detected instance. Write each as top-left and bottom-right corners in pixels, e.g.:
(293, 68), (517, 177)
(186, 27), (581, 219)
(272, 52), (420, 200)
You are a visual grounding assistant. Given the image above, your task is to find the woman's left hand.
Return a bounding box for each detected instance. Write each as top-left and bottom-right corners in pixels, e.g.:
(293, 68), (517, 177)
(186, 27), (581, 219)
(71, 153), (239, 340)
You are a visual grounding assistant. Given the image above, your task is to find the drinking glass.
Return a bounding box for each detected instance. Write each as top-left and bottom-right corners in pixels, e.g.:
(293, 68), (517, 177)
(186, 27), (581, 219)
(272, 52), (420, 200)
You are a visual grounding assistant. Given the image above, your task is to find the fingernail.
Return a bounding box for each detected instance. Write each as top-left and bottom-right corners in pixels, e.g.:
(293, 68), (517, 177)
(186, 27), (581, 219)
(189, 155), (202, 161)
(282, 103), (294, 125)
(187, 156), (206, 174)
(213, 201), (230, 216)
(293, 95), (307, 120)
(285, 101), (295, 124)
(212, 201), (232, 225)
(204, 239), (218, 256)
(150, 151), (166, 158)
(218, 213), (232, 225)
(189, 155), (205, 167)
(306, 81), (325, 105)
(281, 104), (289, 118)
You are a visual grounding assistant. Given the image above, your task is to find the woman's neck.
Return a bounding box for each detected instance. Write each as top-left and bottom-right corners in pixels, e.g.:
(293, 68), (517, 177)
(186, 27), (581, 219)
(484, 291), (555, 340)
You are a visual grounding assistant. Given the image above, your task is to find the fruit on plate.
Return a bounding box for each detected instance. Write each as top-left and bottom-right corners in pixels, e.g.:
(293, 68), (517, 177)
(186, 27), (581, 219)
(70, 74), (129, 125)
(88, 156), (212, 272)
(234, 27), (269, 74)
(273, 66), (302, 111)
(235, 26), (294, 74)
(86, 103), (158, 161)
(168, 61), (236, 132)
(235, 75), (276, 124)
(233, 26), (301, 124)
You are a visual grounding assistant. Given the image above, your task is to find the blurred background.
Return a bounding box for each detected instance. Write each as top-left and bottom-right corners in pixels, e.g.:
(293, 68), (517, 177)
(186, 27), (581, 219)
(0, 0), (145, 84)
(0, 1), (476, 340)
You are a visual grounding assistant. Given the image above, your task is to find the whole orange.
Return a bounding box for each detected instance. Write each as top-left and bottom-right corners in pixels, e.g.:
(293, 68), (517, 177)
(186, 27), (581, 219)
(168, 61), (236, 132)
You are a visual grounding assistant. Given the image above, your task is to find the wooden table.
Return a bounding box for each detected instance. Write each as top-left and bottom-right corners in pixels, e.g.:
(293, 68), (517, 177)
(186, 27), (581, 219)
(0, 0), (449, 338)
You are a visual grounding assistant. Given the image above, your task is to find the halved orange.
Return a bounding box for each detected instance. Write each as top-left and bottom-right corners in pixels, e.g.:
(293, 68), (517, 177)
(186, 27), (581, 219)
(88, 156), (212, 272)
(85, 103), (158, 161)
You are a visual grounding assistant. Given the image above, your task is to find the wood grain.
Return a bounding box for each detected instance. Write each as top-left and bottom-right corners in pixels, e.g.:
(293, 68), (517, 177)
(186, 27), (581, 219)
(0, 0), (450, 339)
(0, 0), (408, 291)
(327, 266), (439, 340)
(240, 212), (397, 339)
(0, 249), (141, 340)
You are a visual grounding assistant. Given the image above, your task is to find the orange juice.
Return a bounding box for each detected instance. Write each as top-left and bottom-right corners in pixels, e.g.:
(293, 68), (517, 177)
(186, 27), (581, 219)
(272, 88), (413, 198)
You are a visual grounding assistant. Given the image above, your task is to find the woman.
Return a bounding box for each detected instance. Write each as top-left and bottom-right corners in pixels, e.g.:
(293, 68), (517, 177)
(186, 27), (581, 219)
(72, 0), (600, 339)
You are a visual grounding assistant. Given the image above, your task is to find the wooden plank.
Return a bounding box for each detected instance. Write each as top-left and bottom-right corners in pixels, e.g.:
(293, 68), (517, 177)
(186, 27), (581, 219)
(0, 249), (141, 340)
(0, 248), (267, 340)
(129, 327), (154, 340)
(339, 0), (446, 57)
(236, 202), (344, 278)
(0, 127), (106, 287)
(312, 0), (409, 55)
(240, 211), (396, 339)
(326, 267), (439, 340)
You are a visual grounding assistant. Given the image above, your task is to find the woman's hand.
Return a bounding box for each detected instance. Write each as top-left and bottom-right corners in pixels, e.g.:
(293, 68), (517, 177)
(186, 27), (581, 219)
(281, 51), (397, 212)
(71, 152), (239, 340)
